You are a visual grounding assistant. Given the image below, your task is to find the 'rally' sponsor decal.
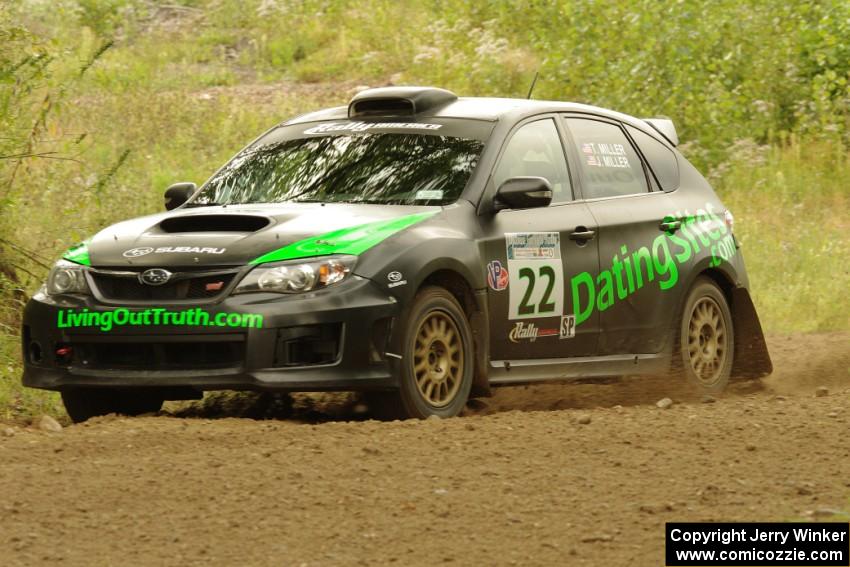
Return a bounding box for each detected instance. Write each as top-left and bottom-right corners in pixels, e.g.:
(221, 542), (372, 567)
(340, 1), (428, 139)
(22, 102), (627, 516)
(303, 122), (442, 135)
(508, 321), (558, 343)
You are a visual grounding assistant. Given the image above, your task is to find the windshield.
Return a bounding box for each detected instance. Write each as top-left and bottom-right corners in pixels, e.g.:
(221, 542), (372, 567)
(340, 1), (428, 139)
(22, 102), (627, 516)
(191, 130), (485, 206)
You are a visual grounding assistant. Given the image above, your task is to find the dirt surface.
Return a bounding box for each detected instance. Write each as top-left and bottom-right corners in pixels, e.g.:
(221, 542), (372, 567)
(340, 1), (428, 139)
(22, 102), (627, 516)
(1, 333), (848, 566)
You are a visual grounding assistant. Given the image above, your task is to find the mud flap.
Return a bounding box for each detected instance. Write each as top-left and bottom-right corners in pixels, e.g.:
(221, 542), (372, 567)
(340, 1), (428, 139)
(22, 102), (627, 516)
(730, 287), (773, 379)
(469, 298), (492, 398)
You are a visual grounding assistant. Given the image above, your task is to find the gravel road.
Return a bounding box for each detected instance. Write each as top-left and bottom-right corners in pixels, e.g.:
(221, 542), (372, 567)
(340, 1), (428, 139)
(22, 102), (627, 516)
(1, 332), (848, 566)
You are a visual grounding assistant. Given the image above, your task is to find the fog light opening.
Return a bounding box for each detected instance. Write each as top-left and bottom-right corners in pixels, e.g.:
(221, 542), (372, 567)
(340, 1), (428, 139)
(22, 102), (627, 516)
(29, 341), (43, 364)
(274, 324), (341, 367)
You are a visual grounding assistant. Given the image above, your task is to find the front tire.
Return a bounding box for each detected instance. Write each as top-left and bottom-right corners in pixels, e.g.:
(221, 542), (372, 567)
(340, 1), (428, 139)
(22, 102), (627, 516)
(397, 286), (474, 419)
(62, 389), (164, 423)
(676, 277), (734, 394)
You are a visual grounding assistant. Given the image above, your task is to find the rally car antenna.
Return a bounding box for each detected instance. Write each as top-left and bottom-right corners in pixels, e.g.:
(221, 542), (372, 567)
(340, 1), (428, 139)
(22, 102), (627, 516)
(526, 71), (539, 99)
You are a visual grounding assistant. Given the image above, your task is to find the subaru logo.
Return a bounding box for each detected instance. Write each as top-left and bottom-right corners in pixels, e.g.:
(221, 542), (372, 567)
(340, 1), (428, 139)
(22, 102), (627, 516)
(139, 268), (172, 286)
(123, 247), (154, 258)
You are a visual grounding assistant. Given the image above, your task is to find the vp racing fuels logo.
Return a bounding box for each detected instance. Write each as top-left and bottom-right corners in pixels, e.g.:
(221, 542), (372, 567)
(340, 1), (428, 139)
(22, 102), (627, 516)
(139, 268), (172, 286)
(486, 260), (508, 291)
(122, 246), (226, 258)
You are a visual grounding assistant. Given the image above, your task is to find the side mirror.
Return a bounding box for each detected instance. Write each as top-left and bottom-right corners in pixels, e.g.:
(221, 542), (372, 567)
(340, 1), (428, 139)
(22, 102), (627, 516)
(494, 177), (553, 211)
(164, 182), (197, 210)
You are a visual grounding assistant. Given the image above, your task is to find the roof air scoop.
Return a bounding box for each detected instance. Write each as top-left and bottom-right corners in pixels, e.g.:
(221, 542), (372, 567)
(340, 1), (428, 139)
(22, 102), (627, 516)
(348, 86), (457, 118)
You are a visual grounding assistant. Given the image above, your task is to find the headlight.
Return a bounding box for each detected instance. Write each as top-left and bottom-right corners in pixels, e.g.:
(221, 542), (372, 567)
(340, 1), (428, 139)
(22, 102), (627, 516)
(234, 255), (356, 294)
(46, 259), (90, 295)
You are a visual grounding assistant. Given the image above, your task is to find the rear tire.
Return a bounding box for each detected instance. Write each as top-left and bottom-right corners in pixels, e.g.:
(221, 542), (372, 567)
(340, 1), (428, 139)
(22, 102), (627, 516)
(397, 286), (474, 419)
(62, 389), (164, 423)
(675, 277), (734, 395)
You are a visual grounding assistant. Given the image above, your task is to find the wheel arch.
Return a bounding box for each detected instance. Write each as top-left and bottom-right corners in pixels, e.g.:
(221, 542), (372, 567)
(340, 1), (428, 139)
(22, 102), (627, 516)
(694, 267), (773, 379)
(418, 269), (491, 398)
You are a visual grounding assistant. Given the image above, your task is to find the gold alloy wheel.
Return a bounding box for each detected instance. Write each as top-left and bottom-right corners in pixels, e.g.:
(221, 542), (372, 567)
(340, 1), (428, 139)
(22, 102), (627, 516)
(687, 296), (728, 385)
(412, 310), (464, 408)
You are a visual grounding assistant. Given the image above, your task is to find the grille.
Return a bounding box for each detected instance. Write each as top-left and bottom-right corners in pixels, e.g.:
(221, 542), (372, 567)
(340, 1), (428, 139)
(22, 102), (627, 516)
(90, 270), (237, 302)
(73, 340), (243, 370)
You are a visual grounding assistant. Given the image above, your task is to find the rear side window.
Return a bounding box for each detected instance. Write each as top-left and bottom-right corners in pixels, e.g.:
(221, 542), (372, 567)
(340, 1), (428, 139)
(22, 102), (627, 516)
(493, 119), (573, 204)
(626, 125), (680, 191)
(563, 118), (648, 199)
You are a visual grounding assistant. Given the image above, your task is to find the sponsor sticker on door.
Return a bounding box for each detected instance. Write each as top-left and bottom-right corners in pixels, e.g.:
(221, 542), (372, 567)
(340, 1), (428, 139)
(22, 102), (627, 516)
(508, 321), (559, 343)
(387, 270), (407, 288)
(487, 260), (509, 291)
(505, 233), (564, 320)
(560, 315), (576, 339)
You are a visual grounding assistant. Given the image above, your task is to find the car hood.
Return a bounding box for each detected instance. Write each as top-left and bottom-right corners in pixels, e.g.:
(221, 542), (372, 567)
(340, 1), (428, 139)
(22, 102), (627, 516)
(66, 203), (440, 268)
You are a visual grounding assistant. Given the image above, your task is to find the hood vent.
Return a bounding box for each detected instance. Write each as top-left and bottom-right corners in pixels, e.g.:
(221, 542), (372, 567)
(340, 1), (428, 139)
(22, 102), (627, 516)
(159, 215), (271, 233)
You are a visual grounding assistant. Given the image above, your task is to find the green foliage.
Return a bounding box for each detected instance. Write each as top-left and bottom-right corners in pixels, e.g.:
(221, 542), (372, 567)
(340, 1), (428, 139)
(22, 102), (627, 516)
(17, 0), (850, 163)
(0, 6), (52, 162)
(714, 138), (850, 332)
(58, 0), (846, 169)
(0, 0), (848, 419)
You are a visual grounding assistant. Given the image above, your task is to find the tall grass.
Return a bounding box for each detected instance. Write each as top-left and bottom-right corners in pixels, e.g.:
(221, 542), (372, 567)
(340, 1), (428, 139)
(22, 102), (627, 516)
(0, 0), (848, 419)
(713, 139), (850, 332)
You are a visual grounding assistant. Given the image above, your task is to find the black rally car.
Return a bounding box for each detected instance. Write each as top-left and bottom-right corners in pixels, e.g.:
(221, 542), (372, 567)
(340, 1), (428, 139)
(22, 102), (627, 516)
(22, 86), (772, 421)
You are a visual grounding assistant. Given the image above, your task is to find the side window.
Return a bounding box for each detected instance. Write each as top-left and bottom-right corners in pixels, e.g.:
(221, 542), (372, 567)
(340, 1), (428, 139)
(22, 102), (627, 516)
(563, 118), (648, 199)
(625, 125), (680, 191)
(493, 119), (573, 204)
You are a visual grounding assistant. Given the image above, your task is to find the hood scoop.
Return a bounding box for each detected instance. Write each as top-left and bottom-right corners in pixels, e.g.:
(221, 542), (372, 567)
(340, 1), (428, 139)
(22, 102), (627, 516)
(159, 214), (271, 233)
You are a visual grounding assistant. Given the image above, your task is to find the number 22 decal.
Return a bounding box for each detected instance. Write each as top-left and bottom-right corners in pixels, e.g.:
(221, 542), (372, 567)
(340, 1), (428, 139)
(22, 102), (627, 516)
(517, 265), (557, 316)
(505, 232), (564, 320)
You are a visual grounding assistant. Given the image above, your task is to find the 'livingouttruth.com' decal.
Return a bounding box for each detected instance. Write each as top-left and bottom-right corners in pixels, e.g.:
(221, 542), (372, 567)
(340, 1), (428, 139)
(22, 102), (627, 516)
(57, 308), (263, 332)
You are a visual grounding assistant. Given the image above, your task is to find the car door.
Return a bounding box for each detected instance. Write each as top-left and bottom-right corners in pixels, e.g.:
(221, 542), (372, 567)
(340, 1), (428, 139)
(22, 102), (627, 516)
(561, 115), (678, 355)
(479, 117), (601, 361)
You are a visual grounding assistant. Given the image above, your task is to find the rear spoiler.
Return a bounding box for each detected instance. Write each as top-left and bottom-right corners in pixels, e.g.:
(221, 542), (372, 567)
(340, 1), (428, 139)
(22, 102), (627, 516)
(643, 118), (678, 147)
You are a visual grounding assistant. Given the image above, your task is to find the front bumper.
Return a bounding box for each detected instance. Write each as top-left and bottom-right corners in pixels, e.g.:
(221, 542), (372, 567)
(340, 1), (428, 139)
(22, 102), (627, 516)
(22, 276), (402, 392)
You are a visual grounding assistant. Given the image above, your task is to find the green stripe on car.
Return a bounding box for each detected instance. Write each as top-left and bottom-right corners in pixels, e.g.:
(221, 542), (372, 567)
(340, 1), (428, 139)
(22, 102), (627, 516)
(62, 240), (92, 266)
(251, 211), (438, 264)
